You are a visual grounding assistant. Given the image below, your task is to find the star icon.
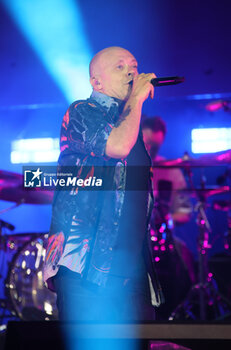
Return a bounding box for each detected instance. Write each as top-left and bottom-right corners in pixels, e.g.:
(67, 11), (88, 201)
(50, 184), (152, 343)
(31, 168), (43, 181)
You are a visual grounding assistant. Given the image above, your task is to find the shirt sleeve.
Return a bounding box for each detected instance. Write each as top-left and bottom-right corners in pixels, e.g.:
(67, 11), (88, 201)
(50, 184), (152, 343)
(66, 101), (113, 157)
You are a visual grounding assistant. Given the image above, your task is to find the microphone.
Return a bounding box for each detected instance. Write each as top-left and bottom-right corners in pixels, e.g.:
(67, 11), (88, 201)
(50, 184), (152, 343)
(150, 76), (185, 87)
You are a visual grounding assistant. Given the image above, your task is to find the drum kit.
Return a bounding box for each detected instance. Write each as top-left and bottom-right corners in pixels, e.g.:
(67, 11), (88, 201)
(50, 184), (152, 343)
(0, 171), (56, 331)
(0, 149), (230, 329)
(152, 149), (231, 321)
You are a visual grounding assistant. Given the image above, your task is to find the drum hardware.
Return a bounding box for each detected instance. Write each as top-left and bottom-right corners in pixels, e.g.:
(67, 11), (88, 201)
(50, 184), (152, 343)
(213, 200), (231, 252)
(213, 166), (231, 253)
(213, 200), (231, 212)
(3, 233), (58, 321)
(0, 220), (14, 232)
(0, 185), (54, 204)
(0, 230), (20, 329)
(221, 167), (231, 253)
(169, 168), (231, 321)
(0, 169), (55, 329)
(224, 228), (231, 252)
(153, 149), (231, 168)
(223, 166), (231, 253)
(150, 178), (175, 261)
(0, 232), (58, 330)
(0, 202), (24, 216)
(205, 99), (231, 112)
(190, 186), (230, 198)
(0, 297), (19, 336)
(150, 211), (175, 260)
(150, 177), (195, 320)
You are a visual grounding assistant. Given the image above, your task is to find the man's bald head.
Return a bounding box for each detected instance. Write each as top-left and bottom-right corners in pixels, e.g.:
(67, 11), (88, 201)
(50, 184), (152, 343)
(89, 46), (134, 78)
(89, 46), (138, 101)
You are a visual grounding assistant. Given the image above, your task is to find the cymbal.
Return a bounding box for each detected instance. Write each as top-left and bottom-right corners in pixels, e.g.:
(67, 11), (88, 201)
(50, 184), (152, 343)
(152, 158), (224, 167)
(0, 186), (53, 204)
(199, 149), (231, 164)
(153, 149), (231, 167)
(0, 169), (53, 204)
(190, 185), (230, 198)
(0, 169), (23, 187)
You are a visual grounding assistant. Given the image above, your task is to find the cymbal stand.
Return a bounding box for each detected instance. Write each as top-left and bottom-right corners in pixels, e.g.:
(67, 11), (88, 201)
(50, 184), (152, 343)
(224, 167), (231, 254)
(170, 167), (231, 321)
(195, 193), (211, 320)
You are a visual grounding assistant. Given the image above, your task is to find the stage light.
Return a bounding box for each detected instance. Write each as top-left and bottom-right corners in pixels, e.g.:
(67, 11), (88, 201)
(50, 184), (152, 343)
(191, 128), (231, 153)
(3, 0), (92, 102)
(206, 100), (225, 112)
(44, 301), (53, 315)
(11, 138), (60, 163)
(206, 100), (231, 112)
(185, 92), (231, 101)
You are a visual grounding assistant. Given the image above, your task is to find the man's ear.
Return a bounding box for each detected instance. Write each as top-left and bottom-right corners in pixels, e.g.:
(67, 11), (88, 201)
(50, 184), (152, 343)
(90, 76), (102, 91)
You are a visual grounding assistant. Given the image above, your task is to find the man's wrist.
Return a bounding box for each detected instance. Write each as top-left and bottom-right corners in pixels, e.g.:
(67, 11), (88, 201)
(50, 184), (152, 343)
(125, 95), (142, 111)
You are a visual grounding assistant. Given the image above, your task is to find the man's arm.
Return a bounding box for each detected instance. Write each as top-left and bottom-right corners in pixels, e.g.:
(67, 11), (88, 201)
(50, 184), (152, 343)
(105, 73), (156, 159)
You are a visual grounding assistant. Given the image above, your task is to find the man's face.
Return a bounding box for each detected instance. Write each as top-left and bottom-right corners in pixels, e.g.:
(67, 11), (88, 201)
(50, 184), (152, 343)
(142, 129), (165, 159)
(91, 48), (138, 101)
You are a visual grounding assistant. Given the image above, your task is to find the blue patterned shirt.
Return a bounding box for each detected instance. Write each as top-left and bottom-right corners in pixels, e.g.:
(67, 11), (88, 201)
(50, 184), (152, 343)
(43, 91), (163, 306)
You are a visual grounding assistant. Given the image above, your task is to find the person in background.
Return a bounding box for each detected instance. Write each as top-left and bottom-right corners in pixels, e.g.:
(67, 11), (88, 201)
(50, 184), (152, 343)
(142, 116), (196, 319)
(142, 116), (192, 224)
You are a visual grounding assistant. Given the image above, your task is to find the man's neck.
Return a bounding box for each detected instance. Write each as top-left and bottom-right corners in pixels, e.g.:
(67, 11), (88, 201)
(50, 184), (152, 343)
(91, 90), (125, 113)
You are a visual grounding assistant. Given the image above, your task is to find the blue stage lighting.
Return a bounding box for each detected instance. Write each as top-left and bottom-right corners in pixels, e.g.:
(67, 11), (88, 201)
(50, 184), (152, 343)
(191, 128), (231, 153)
(11, 137), (59, 163)
(3, 0), (92, 102)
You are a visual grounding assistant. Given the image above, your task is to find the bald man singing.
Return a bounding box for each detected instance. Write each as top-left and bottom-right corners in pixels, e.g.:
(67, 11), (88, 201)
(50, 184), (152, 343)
(44, 46), (163, 323)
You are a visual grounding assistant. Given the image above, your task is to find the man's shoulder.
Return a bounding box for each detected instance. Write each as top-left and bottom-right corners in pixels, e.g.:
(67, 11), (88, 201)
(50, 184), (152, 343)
(68, 98), (101, 112)
(66, 98), (105, 123)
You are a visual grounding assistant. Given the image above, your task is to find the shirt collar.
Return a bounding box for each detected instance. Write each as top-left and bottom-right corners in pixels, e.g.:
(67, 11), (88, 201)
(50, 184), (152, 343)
(90, 90), (121, 110)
